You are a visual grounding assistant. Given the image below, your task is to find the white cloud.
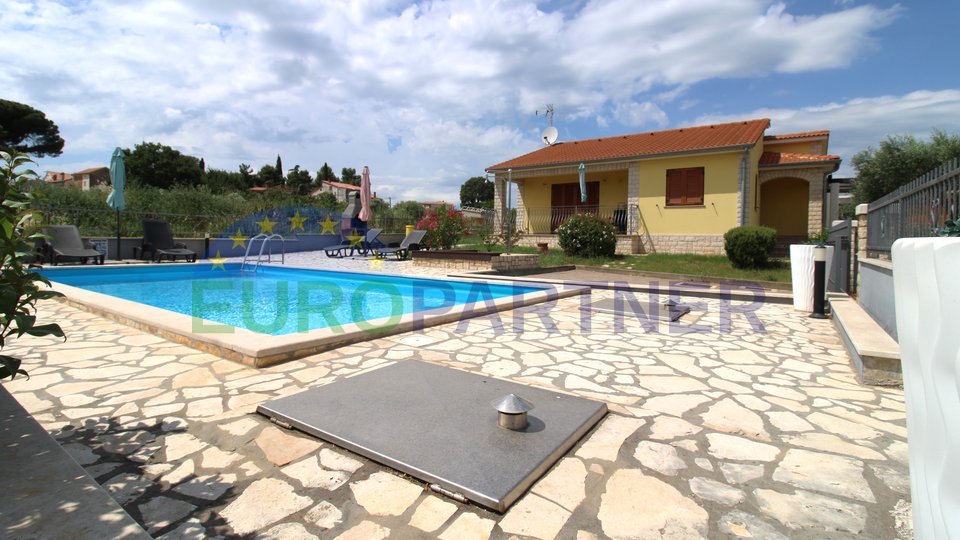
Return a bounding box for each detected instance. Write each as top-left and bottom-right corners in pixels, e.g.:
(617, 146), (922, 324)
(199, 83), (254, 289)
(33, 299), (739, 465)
(0, 0), (905, 203)
(692, 89), (960, 176)
(613, 101), (669, 128)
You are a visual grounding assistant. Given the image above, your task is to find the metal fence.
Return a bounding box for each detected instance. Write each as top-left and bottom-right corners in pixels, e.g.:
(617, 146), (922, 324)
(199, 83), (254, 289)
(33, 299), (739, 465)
(36, 205), (435, 239)
(36, 206), (234, 238)
(867, 158), (960, 252)
(522, 204), (636, 234)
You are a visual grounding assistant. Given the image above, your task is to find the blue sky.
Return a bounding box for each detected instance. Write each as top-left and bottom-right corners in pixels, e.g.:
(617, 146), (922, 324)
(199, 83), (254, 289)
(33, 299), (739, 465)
(2, 0), (958, 204)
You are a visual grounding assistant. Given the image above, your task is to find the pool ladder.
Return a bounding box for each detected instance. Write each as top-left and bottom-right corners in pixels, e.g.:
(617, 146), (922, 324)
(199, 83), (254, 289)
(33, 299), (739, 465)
(240, 233), (285, 272)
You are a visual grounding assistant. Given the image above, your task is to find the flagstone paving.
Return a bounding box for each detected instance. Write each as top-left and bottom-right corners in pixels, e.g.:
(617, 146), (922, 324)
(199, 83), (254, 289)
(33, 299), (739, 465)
(4, 253), (912, 538)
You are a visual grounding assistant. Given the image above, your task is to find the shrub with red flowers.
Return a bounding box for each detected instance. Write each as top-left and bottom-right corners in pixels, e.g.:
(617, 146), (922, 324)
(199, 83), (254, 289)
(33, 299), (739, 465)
(417, 207), (467, 250)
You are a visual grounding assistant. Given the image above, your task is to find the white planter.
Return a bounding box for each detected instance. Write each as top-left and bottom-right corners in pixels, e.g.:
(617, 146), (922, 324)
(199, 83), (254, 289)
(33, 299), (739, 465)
(892, 237), (960, 539)
(789, 244), (834, 312)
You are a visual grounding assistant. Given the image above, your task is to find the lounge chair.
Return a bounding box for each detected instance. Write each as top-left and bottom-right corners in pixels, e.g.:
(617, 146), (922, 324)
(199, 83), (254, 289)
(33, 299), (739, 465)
(374, 229), (427, 260)
(336, 228), (384, 257)
(318, 230), (354, 258)
(138, 220), (197, 263)
(42, 225), (105, 265)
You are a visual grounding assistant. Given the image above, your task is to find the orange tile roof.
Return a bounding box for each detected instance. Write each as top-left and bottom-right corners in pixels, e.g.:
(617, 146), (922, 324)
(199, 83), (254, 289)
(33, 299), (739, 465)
(759, 152), (840, 166)
(764, 130), (829, 141)
(487, 119), (771, 171)
(323, 180), (361, 190)
(74, 166), (108, 175)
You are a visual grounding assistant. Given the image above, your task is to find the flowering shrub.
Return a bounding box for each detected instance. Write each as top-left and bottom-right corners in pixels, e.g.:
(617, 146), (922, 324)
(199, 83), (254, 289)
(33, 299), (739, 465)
(417, 208), (467, 250)
(557, 214), (616, 257)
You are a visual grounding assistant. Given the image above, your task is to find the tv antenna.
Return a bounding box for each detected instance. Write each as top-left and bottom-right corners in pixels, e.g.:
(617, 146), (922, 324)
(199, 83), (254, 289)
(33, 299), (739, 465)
(537, 104), (558, 145)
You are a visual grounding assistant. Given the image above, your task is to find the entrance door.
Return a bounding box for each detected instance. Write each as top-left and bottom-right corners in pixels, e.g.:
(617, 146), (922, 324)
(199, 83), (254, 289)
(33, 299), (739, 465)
(551, 181), (599, 231)
(759, 178), (808, 237)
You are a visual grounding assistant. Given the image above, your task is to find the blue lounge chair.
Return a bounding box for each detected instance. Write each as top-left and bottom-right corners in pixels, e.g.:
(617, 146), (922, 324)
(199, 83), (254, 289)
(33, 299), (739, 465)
(334, 228), (384, 257)
(374, 229), (427, 260)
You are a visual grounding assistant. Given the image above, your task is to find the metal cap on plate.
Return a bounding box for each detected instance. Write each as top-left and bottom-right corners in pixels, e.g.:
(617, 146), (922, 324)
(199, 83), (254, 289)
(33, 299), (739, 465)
(492, 394), (534, 431)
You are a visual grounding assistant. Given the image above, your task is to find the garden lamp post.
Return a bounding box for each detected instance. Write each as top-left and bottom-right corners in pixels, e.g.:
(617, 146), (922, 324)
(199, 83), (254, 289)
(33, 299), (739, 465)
(810, 244), (828, 318)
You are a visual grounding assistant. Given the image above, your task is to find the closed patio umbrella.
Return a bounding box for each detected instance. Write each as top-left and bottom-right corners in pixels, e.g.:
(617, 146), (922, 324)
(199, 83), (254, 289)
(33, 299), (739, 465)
(578, 162), (586, 203)
(106, 147), (126, 260)
(359, 165), (373, 222)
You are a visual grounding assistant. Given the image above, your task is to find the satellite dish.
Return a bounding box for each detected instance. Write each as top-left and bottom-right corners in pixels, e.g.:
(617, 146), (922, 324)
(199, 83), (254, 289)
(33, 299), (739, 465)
(542, 126), (558, 145)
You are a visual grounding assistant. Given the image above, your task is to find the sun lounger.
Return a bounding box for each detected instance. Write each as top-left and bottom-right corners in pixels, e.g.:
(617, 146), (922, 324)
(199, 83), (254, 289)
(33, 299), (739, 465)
(42, 225), (105, 265)
(138, 220), (197, 263)
(336, 228), (384, 257)
(374, 229), (427, 260)
(318, 231), (354, 257)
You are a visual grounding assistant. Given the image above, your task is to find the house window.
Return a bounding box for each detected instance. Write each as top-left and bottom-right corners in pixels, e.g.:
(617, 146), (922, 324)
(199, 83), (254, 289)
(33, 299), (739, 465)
(665, 167), (704, 206)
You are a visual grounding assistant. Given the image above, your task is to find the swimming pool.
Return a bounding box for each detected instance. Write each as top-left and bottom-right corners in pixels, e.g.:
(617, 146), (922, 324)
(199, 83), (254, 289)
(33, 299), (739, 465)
(41, 263), (587, 367)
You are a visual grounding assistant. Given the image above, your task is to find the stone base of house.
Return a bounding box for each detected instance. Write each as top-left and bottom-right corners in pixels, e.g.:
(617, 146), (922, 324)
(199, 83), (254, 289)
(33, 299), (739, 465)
(647, 234), (726, 256)
(517, 233), (723, 255)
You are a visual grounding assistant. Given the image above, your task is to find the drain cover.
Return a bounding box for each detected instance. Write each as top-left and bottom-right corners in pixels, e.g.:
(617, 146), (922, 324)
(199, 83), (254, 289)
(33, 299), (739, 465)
(586, 297), (690, 322)
(257, 361), (606, 512)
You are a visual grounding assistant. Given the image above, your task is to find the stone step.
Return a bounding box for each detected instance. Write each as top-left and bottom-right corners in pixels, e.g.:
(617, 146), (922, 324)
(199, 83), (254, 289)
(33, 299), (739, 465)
(828, 293), (901, 386)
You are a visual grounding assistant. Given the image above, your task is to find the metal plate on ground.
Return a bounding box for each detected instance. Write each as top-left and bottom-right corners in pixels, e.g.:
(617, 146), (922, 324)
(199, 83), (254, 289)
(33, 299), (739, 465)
(257, 361), (607, 512)
(586, 297), (691, 322)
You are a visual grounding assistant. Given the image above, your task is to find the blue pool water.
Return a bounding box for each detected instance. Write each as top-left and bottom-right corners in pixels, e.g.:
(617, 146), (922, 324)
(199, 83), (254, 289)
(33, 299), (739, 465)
(41, 263), (545, 335)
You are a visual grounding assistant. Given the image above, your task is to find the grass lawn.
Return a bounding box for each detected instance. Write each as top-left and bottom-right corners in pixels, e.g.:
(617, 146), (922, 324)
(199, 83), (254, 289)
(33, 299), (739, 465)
(464, 243), (791, 283)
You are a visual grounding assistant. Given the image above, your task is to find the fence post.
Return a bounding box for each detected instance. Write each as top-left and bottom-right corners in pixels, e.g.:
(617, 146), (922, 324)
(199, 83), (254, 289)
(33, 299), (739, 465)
(855, 203), (869, 294)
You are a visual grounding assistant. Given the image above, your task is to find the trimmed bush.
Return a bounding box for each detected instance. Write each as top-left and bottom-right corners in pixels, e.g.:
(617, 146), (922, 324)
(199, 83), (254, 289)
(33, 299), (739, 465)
(723, 225), (777, 268)
(557, 214), (617, 257)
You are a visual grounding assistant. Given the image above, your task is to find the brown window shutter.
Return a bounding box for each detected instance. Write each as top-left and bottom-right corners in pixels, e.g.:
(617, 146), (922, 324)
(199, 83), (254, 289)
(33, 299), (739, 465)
(666, 169), (683, 206)
(688, 167), (704, 205)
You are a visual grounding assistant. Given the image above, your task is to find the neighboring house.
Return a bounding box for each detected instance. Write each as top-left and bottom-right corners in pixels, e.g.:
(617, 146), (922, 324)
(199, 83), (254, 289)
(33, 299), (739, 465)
(43, 171), (75, 187)
(420, 201), (450, 211)
(43, 167), (110, 191)
(74, 167), (110, 190)
(310, 180), (360, 203)
(485, 118), (840, 255)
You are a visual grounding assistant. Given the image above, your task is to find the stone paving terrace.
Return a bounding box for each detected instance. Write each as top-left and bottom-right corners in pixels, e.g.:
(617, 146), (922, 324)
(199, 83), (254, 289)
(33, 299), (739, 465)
(5, 253), (912, 539)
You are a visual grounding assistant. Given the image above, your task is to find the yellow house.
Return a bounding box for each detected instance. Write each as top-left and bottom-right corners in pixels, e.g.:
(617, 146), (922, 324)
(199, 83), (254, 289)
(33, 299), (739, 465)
(485, 119), (840, 254)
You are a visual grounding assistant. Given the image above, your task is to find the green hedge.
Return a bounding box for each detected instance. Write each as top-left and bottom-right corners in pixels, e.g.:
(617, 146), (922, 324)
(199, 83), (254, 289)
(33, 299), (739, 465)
(723, 225), (777, 268)
(557, 214), (617, 257)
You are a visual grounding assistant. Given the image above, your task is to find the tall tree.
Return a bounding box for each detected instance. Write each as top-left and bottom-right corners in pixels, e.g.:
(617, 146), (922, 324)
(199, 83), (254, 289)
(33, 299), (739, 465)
(124, 142), (202, 189)
(238, 163), (255, 188)
(276, 155), (283, 180)
(459, 176), (494, 208)
(852, 130), (960, 204)
(316, 162), (337, 184)
(199, 157), (205, 172)
(341, 167), (360, 186)
(286, 165), (313, 195)
(257, 164), (279, 187)
(0, 99), (65, 157)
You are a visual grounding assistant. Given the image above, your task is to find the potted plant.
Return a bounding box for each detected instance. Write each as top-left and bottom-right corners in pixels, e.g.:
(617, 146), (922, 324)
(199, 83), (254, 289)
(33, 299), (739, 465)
(891, 218), (960, 539)
(789, 231), (834, 312)
(1, 152), (65, 381)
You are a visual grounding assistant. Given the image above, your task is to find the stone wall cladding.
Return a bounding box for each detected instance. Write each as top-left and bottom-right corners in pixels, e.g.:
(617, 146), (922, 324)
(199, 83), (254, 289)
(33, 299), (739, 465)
(491, 254), (540, 272)
(413, 254), (540, 272)
(516, 234), (722, 255)
(647, 234), (726, 255)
